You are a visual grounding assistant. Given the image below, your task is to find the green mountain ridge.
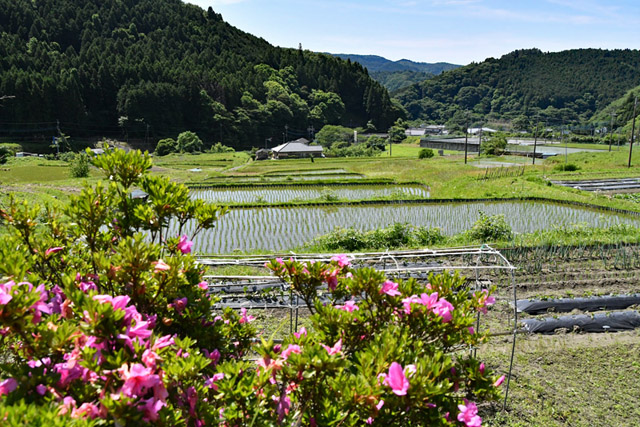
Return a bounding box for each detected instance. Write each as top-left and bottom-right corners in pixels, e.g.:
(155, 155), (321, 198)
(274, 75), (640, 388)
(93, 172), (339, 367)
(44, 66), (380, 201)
(329, 53), (460, 74)
(0, 0), (401, 149)
(394, 48), (640, 128)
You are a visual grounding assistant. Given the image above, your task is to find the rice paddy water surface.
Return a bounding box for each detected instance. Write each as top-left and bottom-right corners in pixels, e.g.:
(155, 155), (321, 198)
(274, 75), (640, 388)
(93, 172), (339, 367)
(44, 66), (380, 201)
(173, 201), (640, 254)
(189, 185), (429, 204)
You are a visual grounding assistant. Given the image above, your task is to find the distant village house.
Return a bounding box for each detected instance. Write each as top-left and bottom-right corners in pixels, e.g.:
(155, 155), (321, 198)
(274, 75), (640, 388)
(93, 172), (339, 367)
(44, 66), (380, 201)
(270, 138), (324, 159)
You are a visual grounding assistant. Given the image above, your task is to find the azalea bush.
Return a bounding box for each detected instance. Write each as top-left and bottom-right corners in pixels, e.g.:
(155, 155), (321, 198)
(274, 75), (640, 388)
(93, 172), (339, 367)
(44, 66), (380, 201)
(0, 148), (503, 426)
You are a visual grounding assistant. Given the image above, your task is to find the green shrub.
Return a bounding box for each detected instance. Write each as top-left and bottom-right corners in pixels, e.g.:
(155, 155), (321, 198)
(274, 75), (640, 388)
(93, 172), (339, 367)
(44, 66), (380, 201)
(69, 152), (90, 178)
(481, 134), (507, 155)
(0, 143), (22, 155)
(177, 131), (203, 153)
(208, 142), (235, 153)
(0, 146), (12, 164)
(467, 211), (513, 242)
(414, 226), (446, 245)
(155, 137), (177, 156)
(312, 223), (446, 251)
(419, 148), (434, 159)
(554, 163), (580, 171)
(59, 151), (76, 162)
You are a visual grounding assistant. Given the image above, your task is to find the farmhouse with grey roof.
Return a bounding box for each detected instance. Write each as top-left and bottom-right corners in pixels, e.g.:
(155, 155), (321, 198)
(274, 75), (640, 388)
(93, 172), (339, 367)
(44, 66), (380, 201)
(270, 138), (324, 159)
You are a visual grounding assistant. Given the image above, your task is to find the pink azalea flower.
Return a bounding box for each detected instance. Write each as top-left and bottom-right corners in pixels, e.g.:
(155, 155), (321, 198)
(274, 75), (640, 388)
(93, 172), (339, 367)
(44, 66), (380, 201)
(366, 417), (374, 424)
(78, 280), (97, 293)
(36, 384), (47, 396)
(281, 344), (302, 360)
(0, 281), (14, 305)
(198, 281), (208, 290)
(384, 362), (409, 396)
(324, 268), (339, 291)
(494, 375), (505, 387)
(404, 364), (417, 377)
(153, 259), (170, 272)
(338, 300), (359, 312)
(401, 295), (421, 314)
(331, 254), (351, 268)
(275, 394), (291, 422)
(239, 307), (255, 324)
(0, 378), (17, 396)
(322, 338), (342, 355)
(468, 326), (475, 335)
(59, 396), (77, 416)
(92, 294), (112, 305)
(293, 327), (307, 339)
(71, 402), (100, 419)
(205, 372), (225, 390)
(202, 348), (221, 365)
(177, 235), (193, 254)
(45, 246), (64, 257)
(479, 363), (485, 374)
(152, 335), (175, 351)
(30, 284), (51, 324)
(419, 292), (439, 309)
(139, 397), (166, 422)
(380, 280), (401, 297)
(433, 298), (454, 323)
(276, 257), (284, 265)
(170, 297), (188, 315)
(376, 399), (385, 410)
(128, 320), (153, 340)
(111, 295), (131, 311)
(142, 350), (160, 368)
(457, 400), (482, 427)
(478, 289), (496, 314)
(119, 363), (161, 397)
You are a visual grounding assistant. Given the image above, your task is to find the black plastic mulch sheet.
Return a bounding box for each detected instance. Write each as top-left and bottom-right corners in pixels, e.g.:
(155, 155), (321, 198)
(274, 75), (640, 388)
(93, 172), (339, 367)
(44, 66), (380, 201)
(521, 311), (640, 334)
(515, 294), (640, 314)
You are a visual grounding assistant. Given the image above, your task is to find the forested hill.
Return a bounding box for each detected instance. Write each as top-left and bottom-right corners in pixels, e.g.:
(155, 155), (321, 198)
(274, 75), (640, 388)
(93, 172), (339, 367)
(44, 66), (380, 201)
(330, 54), (459, 74)
(330, 54), (460, 91)
(395, 48), (640, 126)
(0, 0), (401, 149)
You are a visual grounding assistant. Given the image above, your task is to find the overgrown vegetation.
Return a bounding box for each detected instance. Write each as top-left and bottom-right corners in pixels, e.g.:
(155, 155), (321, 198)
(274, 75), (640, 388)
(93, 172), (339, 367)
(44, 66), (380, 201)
(419, 148), (434, 159)
(69, 152), (91, 178)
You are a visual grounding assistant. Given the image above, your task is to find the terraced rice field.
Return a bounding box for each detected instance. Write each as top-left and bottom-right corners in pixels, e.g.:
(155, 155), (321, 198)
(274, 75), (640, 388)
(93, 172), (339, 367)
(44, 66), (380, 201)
(174, 201), (640, 254)
(189, 184), (429, 204)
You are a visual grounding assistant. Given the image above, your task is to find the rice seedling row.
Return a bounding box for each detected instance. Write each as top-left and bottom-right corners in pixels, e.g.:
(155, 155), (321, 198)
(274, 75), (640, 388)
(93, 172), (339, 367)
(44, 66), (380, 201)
(172, 201), (640, 254)
(189, 184), (429, 204)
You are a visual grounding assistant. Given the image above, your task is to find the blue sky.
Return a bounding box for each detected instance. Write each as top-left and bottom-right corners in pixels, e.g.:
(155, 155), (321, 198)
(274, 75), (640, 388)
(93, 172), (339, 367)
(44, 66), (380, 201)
(184, 0), (640, 65)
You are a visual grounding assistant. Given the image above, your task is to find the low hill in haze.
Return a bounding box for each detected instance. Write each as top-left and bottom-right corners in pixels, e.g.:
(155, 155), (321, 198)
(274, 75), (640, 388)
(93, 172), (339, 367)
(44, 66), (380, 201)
(329, 53), (460, 91)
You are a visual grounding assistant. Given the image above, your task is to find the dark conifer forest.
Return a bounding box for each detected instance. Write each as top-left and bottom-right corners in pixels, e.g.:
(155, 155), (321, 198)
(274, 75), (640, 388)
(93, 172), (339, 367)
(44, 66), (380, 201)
(0, 0), (402, 148)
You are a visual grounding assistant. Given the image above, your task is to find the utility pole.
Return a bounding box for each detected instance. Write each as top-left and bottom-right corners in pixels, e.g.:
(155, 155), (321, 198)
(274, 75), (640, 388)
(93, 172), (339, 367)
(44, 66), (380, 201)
(464, 114), (470, 164)
(609, 112), (616, 152)
(629, 97), (637, 168)
(532, 117), (539, 165)
(562, 124), (567, 164)
(56, 119), (61, 155)
(284, 125), (289, 142)
(264, 137), (271, 149)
